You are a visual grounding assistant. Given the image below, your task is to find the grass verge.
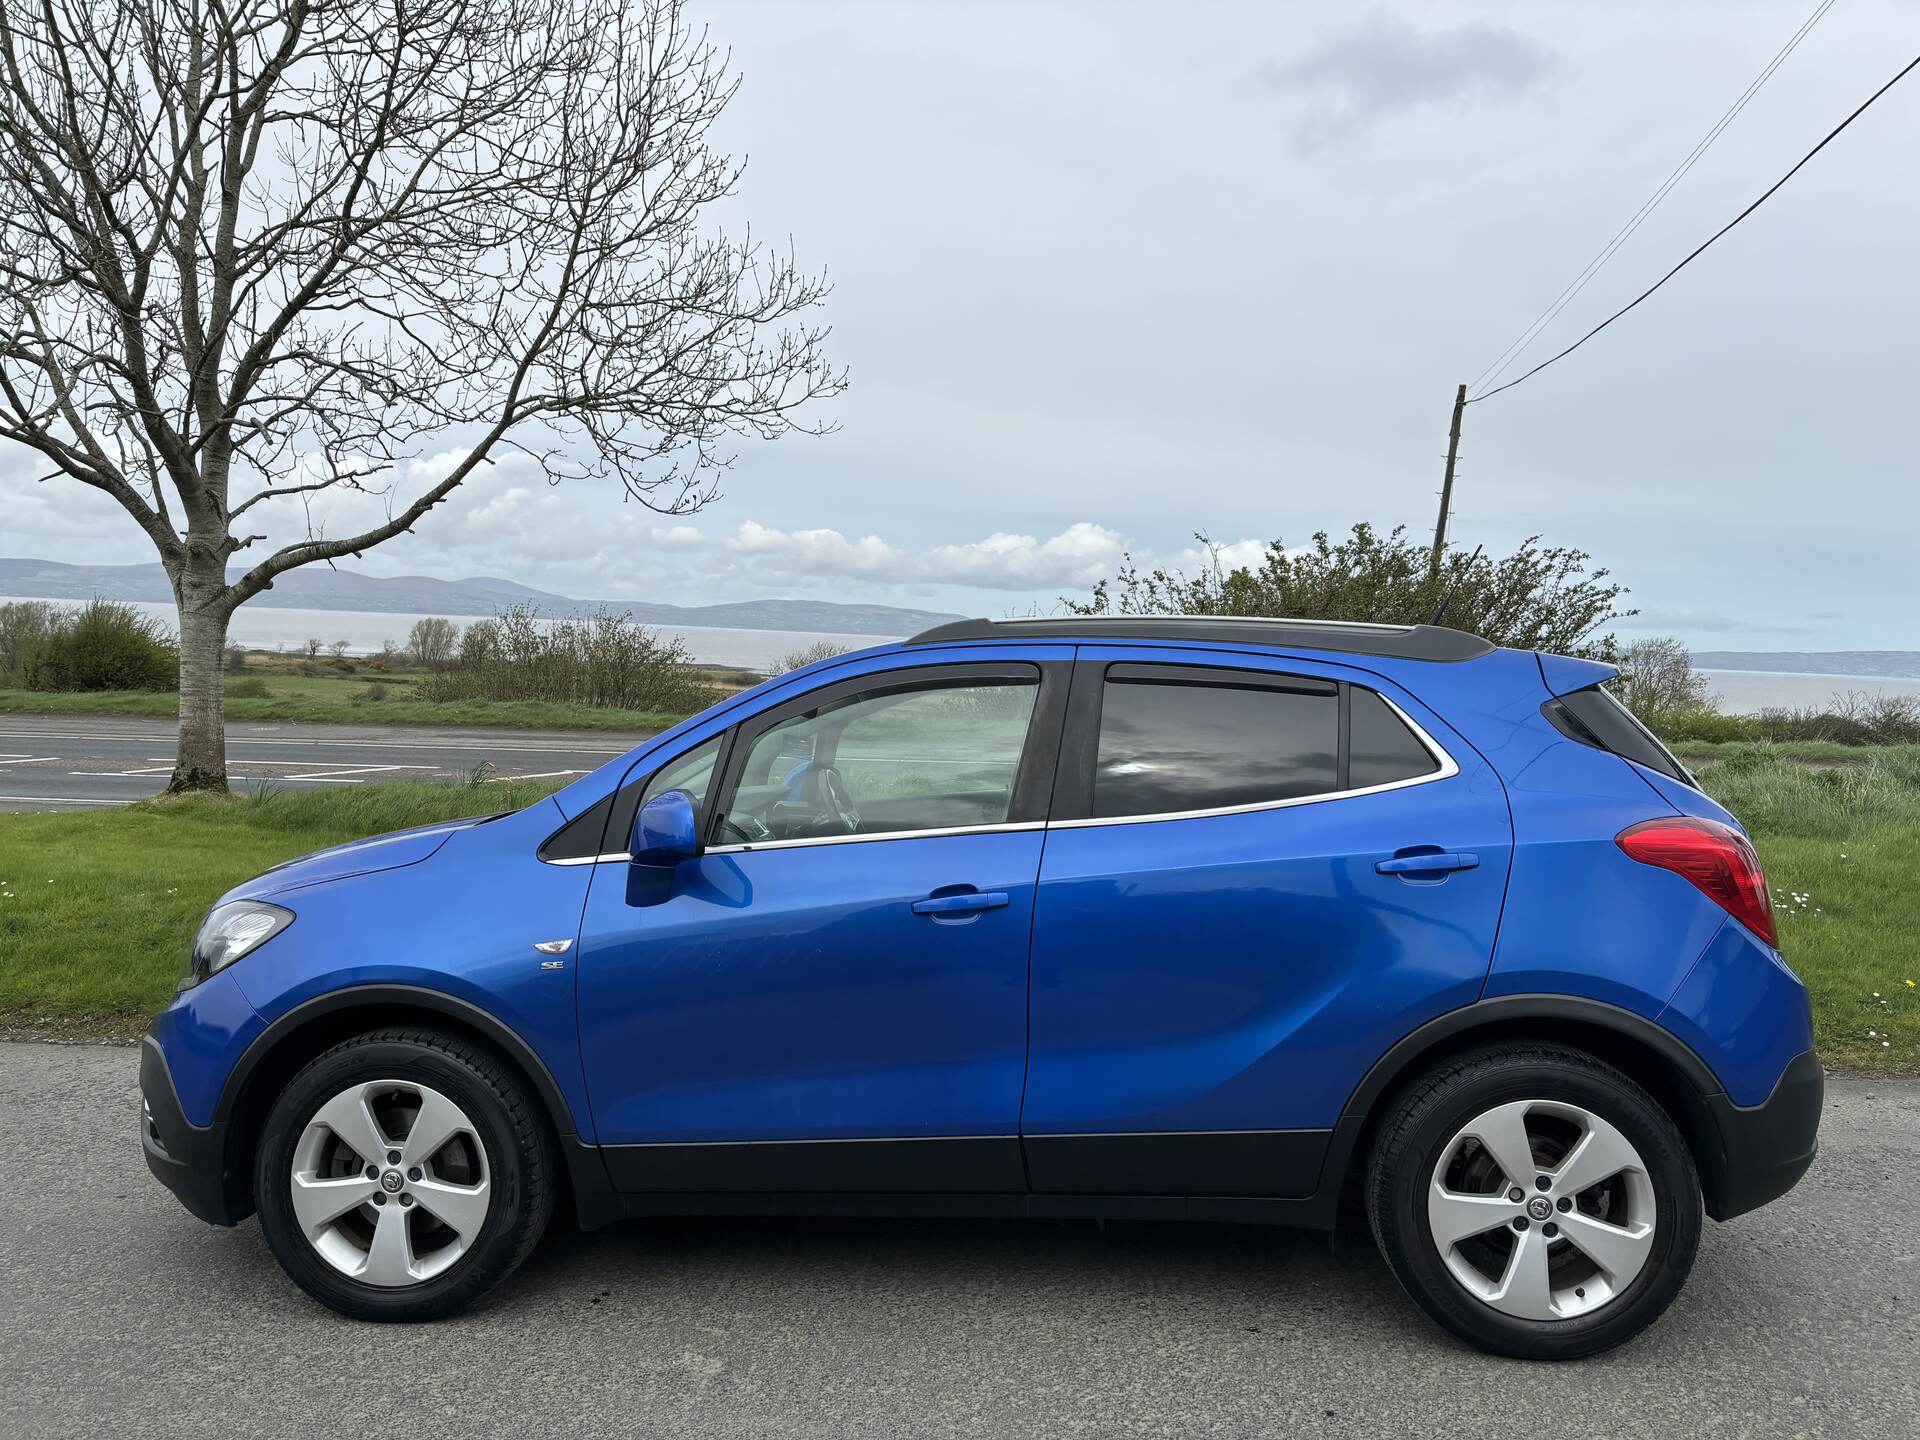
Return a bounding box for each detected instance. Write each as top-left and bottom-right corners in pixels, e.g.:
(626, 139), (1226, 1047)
(1, 747), (1914, 1072)
(0, 779), (564, 1037)
(1693, 744), (1920, 1073)
(0, 686), (689, 733)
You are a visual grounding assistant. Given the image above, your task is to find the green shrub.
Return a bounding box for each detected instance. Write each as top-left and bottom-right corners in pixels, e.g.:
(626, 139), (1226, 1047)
(18, 599), (177, 692)
(1067, 523), (1631, 659)
(422, 604), (712, 713)
(354, 682), (390, 703)
(0, 600), (61, 679)
(226, 677), (272, 698)
(1651, 710), (1761, 744)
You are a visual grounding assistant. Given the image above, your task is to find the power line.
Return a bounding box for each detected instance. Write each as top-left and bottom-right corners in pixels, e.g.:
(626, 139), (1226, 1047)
(1467, 0), (1837, 399)
(1470, 48), (1920, 405)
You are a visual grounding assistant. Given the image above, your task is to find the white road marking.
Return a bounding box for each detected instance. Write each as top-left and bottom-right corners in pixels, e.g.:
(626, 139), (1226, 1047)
(279, 764), (433, 781)
(486, 769), (585, 782)
(71, 766), (176, 777)
(0, 756), (57, 766)
(0, 727), (626, 754)
(0, 794), (123, 806)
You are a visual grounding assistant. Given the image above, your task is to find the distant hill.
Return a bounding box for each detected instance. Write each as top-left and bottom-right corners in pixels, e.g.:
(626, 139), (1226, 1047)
(0, 557), (964, 639)
(1693, 651), (1920, 680)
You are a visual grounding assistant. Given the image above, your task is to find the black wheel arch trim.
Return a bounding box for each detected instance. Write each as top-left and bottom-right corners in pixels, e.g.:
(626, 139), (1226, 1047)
(1338, 993), (1727, 1122)
(1322, 992), (1818, 1225)
(216, 984), (583, 1138)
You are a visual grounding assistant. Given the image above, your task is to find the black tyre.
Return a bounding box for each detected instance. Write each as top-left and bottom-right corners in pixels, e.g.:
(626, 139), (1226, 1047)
(1365, 1043), (1702, 1360)
(253, 1026), (557, 1322)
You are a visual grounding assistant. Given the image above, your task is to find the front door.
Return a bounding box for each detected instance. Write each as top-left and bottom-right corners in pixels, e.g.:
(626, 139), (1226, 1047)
(576, 657), (1067, 1194)
(1021, 648), (1513, 1196)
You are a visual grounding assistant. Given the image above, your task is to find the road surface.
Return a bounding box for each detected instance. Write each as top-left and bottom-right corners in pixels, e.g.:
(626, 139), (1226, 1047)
(0, 713), (646, 812)
(0, 1042), (1914, 1438)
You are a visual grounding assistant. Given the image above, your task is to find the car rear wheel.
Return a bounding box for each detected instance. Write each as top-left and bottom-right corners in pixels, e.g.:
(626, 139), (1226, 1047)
(1365, 1043), (1702, 1360)
(254, 1026), (557, 1321)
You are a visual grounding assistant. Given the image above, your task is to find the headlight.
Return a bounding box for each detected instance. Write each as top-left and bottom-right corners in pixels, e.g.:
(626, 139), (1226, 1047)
(183, 901), (294, 990)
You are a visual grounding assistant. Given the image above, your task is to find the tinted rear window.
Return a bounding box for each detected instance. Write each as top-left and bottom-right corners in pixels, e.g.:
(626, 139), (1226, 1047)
(1092, 670), (1338, 819)
(1545, 686), (1695, 786)
(1349, 686), (1442, 788)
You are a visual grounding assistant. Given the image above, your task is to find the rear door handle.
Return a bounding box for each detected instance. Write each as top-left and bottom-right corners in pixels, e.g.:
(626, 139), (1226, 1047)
(911, 890), (1010, 916)
(1375, 851), (1480, 876)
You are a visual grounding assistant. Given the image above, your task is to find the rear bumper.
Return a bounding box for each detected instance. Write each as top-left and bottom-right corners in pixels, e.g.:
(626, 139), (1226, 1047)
(1702, 1047), (1823, 1221)
(140, 1036), (248, 1227)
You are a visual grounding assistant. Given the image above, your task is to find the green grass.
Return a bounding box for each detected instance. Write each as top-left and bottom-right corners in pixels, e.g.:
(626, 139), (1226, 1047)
(1694, 745), (1920, 1073)
(1, 746), (1915, 1073)
(0, 779), (564, 1030)
(0, 685), (689, 733)
(1670, 738), (1884, 766)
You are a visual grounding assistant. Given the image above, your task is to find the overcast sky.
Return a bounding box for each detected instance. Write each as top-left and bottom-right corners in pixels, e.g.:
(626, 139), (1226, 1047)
(5, 0), (1916, 648)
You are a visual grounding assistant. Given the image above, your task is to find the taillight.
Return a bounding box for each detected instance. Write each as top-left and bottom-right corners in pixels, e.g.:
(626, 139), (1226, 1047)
(1616, 817), (1777, 947)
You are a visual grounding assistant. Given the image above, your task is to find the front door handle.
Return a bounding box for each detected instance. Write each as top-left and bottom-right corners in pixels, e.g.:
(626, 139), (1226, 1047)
(1376, 851), (1480, 876)
(911, 890), (1010, 917)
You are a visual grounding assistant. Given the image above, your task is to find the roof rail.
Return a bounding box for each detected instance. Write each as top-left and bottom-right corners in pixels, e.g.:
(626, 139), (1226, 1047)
(904, 615), (1495, 662)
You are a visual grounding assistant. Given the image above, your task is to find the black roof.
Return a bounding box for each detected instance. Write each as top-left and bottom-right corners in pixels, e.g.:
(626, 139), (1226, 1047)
(905, 615), (1495, 662)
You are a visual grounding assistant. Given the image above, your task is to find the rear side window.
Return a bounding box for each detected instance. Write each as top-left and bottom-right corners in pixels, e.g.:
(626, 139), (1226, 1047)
(1545, 686), (1695, 787)
(1092, 668), (1339, 819)
(1349, 686), (1442, 788)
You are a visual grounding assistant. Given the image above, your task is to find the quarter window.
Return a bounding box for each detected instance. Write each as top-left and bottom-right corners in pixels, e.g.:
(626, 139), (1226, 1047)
(1349, 687), (1441, 788)
(1092, 669), (1339, 819)
(718, 675), (1040, 844)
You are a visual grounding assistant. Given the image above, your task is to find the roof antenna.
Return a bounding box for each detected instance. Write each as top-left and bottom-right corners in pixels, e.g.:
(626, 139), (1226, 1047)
(1428, 544), (1482, 626)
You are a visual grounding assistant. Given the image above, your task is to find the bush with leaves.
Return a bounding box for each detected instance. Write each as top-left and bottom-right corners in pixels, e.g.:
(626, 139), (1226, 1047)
(1066, 523), (1632, 659)
(422, 605), (711, 713)
(0, 600), (60, 680)
(17, 599), (178, 692)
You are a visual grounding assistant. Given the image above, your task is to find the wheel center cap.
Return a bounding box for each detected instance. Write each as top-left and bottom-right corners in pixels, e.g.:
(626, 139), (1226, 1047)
(1527, 1196), (1553, 1221)
(380, 1168), (405, 1194)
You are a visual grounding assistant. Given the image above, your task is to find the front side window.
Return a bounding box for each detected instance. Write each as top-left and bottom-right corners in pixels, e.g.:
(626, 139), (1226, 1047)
(1092, 669), (1339, 819)
(717, 675), (1040, 844)
(641, 736), (721, 810)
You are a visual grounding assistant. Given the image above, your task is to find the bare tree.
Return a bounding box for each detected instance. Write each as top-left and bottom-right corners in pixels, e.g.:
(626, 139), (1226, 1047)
(770, 639), (849, 677)
(406, 615), (456, 670)
(0, 0), (841, 789)
(1614, 635), (1715, 721)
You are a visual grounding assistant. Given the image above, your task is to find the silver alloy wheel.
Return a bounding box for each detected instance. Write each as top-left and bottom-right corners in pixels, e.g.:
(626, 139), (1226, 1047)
(289, 1079), (492, 1288)
(1426, 1099), (1657, 1321)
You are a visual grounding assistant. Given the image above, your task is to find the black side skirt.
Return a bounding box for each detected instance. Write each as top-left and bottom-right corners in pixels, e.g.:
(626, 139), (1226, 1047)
(583, 1129), (1338, 1229)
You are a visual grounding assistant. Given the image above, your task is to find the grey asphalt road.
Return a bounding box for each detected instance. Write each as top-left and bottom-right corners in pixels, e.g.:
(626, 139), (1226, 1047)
(0, 713), (648, 812)
(1, 1044), (1915, 1438)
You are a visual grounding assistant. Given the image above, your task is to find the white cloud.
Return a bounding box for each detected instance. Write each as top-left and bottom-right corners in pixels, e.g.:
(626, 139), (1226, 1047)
(717, 519), (1129, 589)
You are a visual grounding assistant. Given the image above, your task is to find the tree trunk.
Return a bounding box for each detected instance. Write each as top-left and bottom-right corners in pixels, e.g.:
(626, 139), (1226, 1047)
(171, 577), (230, 793)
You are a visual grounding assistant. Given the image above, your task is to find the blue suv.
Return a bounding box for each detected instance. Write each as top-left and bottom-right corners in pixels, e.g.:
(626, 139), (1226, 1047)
(141, 616), (1820, 1358)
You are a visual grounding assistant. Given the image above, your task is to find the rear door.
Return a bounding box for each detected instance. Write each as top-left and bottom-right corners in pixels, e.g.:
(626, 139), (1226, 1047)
(1021, 647), (1513, 1196)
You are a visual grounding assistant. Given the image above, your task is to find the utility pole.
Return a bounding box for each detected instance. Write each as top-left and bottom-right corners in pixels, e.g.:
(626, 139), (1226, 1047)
(1429, 382), (1467, 585)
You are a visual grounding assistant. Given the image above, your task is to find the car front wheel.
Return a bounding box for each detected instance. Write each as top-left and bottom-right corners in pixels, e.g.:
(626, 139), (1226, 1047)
(253, 1026), (557, 1321)
(1365, 1043), (1702, 1360)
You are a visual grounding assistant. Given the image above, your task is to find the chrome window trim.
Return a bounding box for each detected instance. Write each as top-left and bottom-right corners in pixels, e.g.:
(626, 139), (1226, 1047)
(545, 696), (1457, 861)
(1052, 692), (1458, 831)
(705, 820), (1046, 855)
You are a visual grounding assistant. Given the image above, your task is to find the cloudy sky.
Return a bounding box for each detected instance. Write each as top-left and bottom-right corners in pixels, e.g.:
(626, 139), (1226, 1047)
(5, 0), (1916, 648)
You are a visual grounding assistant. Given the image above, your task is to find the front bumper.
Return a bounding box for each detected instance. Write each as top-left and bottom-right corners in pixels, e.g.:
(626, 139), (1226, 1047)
(140, 1036), (249, 1227)
(1701, 1047), (1823, 1221)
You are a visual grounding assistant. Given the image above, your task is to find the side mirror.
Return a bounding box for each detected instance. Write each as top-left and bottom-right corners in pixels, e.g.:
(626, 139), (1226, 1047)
(631, 788), (699, 868)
